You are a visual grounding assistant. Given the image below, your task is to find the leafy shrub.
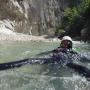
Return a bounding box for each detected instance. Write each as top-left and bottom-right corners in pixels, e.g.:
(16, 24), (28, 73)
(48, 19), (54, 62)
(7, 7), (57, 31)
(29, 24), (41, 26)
(60, 0), (90, 40)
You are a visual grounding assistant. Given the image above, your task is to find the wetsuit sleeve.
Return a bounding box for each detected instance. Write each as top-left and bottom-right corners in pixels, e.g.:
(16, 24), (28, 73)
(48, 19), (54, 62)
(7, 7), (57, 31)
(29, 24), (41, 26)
(52, 47), (61, 53)
(80, 55), (90, 63)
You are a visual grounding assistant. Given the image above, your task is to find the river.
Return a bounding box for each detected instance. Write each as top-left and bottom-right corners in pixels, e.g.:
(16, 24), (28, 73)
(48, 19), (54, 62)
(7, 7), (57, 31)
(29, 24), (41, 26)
(0, 41), (90, 90)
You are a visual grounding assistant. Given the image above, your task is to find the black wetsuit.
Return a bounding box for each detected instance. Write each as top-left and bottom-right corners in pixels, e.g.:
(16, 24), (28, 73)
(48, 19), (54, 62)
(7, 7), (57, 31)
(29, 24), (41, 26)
(51, 48), (90, 79)
(0, 48), (90, 79)
(52, 47), (78, 64)
(0, 48), (88, 69)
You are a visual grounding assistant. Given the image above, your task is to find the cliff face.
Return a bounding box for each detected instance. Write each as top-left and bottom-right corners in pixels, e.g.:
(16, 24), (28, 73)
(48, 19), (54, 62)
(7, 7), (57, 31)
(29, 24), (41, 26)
(0, 0), (68, 35)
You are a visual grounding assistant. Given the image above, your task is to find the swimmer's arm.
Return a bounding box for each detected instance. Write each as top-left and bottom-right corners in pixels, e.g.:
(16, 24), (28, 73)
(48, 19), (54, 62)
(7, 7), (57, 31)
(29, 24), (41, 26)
(80, 55), (90, 63)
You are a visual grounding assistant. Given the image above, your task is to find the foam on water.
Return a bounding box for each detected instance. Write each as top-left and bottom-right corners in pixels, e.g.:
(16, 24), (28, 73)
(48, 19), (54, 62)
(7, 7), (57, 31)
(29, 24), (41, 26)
(0, 70), (90, 90)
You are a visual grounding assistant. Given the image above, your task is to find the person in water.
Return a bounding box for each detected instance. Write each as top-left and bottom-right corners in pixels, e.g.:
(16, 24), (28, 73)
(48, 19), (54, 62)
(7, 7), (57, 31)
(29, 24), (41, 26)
(52, 36), (76, 64)
(52, 36), (89, 65)
(35, 36), (89, 65)
(53, 36), (74, 53)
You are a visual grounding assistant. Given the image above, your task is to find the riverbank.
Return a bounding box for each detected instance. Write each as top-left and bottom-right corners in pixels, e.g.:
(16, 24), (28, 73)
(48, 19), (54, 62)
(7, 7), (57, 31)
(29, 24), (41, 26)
(0, 33), (60, 42)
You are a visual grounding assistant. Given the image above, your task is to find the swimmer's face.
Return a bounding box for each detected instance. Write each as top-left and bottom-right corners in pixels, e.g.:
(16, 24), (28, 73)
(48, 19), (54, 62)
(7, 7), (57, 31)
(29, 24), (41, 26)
(60, 40), (72, 49)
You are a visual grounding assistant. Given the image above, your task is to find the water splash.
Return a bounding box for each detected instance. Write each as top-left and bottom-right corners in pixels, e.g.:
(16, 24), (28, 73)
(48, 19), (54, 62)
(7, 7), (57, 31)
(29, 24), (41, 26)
(0, 70), (90, 90)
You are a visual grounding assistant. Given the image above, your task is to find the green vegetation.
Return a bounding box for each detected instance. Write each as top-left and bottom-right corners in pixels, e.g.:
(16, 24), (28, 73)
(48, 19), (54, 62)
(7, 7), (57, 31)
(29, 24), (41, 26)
(57, 0), (90, 41)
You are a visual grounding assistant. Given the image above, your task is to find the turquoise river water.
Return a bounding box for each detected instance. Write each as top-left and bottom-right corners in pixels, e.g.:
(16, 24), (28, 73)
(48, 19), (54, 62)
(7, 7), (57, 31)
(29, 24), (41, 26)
(0, 41), (90, 90)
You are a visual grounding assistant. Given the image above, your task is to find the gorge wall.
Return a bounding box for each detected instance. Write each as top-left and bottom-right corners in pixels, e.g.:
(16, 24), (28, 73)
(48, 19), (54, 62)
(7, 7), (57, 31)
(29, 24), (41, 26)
(0, 0), (69, 35)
